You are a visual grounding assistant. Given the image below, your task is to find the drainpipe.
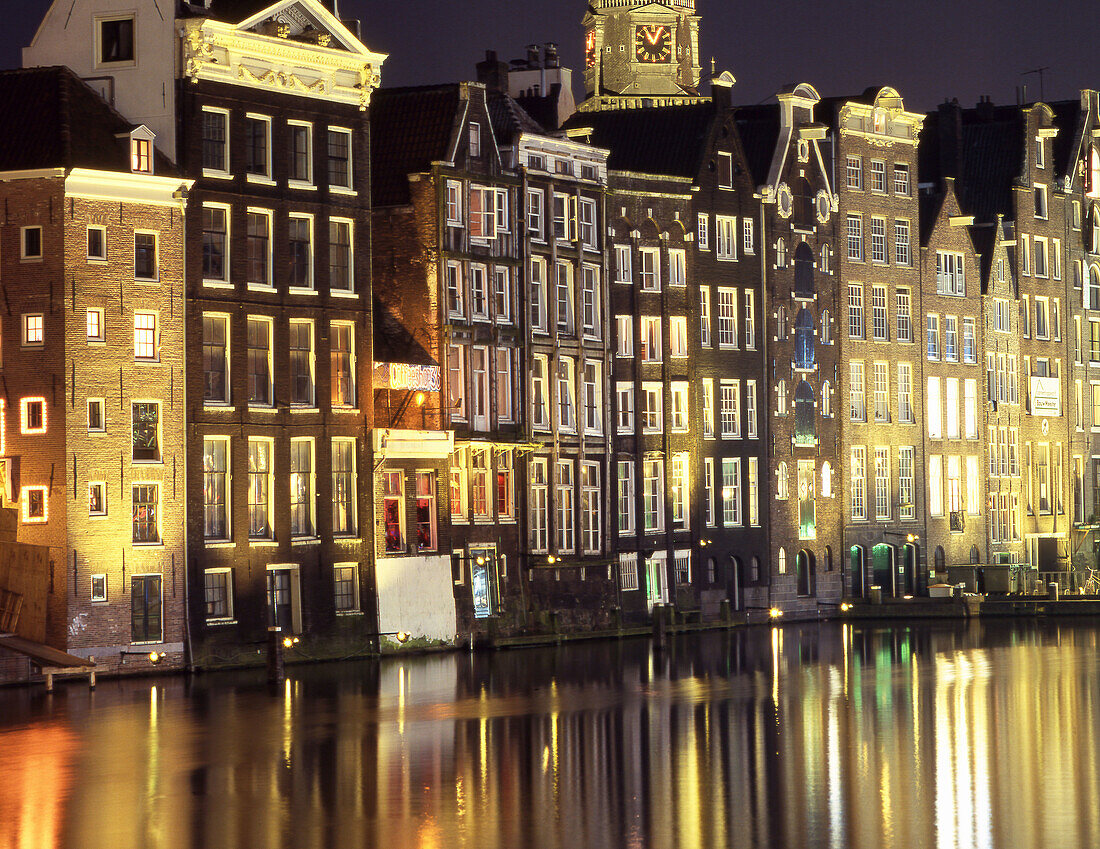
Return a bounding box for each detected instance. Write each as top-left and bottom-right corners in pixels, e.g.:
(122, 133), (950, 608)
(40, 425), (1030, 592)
(759, 195), (772, 612)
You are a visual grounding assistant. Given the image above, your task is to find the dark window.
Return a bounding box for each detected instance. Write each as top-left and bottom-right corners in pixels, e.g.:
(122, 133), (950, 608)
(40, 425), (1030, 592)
(327, 129), (351, 188)
(204, 571), (230, 619)
(329, 220), (351, 291)
(100, 18), (134, 63)
(794, 308), (815, 369)
(330, 323), (354, 406)
(289, 322), (313, 405)
(794, 242), (814, 296)
(245, 117), (269, 177)
(23, 227), (42, 259)
(201, 111), (227, 171)
(26, 401), (44, 431)
(27, 489), (45, 519)
(333, 565), (357, 611)
(202, 315), (227, 403)
(88, 400), (103, 432)
(132, 484), (159, 543)
(132, 402), (160, 462)
(246, 212), (269, 285)
(289, 125), (310, 182)
(131, 575), (162, 643)
(134, 233), (157, 279)
(288, 217), (311, 287)
(202, 207), (226, 280)
(87, 227), (106, 260)
(247, 318), (271, 405)
(796, 549), (815, 596)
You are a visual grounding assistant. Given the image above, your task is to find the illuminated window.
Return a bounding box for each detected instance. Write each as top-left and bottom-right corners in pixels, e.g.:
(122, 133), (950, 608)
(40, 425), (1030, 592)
(203, 438), (228, 540)
(22, 314), (43, 347)
(416, 472), (437, 552)
(290, 438), (315, 538)
(330, 321), (355, 407)
(134, 312), (157, 361)
(21, 397), (46, 434)
(86, 308), (105, 342)
(247, 440), (272, 539)
(21, 486), (47, 523)
(331, 439), (357, 536)
(132, 484), (159, 543)
(382, 470), (405, 552)
(130, 137), (151, 173)
(21, 226), (42, 260)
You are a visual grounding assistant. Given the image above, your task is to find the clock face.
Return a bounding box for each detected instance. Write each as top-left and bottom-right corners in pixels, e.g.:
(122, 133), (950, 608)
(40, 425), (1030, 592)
(635, 25), (672, 64)
(585, 31), (596, 68)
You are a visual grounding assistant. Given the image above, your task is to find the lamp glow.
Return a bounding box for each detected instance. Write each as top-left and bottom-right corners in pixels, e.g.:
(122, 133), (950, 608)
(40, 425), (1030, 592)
(768, 607), (783, 619)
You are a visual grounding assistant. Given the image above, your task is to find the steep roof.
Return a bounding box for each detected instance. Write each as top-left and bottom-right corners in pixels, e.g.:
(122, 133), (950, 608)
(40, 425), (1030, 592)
(562, 102), (716, 178)
(488, 92), (546, 147)
(370, 85), (463, 206)
(0, 66), (176, 174)
(732, 103), (780, 187)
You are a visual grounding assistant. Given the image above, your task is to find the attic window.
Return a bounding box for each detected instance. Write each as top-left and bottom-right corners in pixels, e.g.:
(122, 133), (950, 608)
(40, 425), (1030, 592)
(872, 110), (886, 134)
(98, 16), (134, 65)
(131, 138), (151, 173)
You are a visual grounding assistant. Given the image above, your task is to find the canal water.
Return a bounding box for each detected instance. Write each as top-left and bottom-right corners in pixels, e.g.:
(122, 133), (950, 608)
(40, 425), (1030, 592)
(1, 620), (1098, 849)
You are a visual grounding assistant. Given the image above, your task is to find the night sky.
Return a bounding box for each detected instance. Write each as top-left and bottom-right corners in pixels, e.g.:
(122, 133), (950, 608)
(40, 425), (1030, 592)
(9, 0), (1100, 113)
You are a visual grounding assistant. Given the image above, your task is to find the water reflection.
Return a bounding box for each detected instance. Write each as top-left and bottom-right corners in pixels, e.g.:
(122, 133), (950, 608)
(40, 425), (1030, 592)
(1, 622), (1099, 849)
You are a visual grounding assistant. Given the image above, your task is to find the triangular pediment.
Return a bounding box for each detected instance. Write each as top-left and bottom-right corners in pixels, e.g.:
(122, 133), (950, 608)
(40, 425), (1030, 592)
(236, 0), (365, 53)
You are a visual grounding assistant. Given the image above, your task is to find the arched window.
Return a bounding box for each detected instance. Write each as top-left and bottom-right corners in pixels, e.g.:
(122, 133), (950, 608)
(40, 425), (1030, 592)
(777, 461), (789, 499)
(707, 557), (717, 583)
(820, 244), (831, 274)
(751, 556), (760, 582)
(796, 549), (814, 596)
(1090, 147), (1100, 199)
(970, 545), (980, 565)
(934, 545), (946, 574)
(821, 381), (832, 417)
(777, 305), (787, 341)
(794, 308), (815, 369)
(824, 545), (833, 572)
(1089, 265), (1100, 309)
(778, 547), (787, 574)
(794, 242), (815, 296)
(775, 238), (787, 268)
(821, 461), (832, 497)
(777, 380), (788, 415)
(794, 381), (816, 445)
(1093, 206), (1100, 254)
(821, 309), (832, 344)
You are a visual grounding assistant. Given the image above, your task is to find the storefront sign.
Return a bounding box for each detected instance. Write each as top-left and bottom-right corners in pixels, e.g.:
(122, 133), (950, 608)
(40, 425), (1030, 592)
(373, 361), (440, 392)
(1029, 376), (1060, 415)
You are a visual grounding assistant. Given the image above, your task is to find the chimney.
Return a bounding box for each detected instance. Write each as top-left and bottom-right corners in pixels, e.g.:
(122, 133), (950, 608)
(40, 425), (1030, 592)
(938, 98), (964, 180)
(476, 50), (510, 93)
(526, 44), (540, 70)
(976, 94), (994, 122)
(544, 42), (559, 68)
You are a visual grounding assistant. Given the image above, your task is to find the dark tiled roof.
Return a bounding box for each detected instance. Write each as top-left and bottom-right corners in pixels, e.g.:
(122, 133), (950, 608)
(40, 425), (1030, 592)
(1050, 98), (1083, 180)
(370, 85), (462, 207)
(373, 298), (435, 365)
(187, 0), (338, 22)
(562, 102), (716, 178)
(733, 103), (780, 187)
(488, 92), (545, 147)
(0, 66), (176, 174)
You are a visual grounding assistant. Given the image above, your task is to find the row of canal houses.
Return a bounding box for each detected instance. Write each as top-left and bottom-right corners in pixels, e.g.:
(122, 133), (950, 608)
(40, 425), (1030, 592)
(2, 0), (1100, 679)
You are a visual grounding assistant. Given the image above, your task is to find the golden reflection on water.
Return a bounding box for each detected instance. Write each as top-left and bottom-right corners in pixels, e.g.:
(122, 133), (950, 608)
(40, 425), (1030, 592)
(2, 623), (1100, 849)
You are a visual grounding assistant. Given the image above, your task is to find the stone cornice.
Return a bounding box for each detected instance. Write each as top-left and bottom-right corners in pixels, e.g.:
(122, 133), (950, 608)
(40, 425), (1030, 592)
(179, 16), (386, 110)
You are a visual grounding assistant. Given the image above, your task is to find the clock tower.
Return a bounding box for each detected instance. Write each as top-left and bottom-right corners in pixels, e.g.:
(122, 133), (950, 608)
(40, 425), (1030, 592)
(579, 0), (705, 112)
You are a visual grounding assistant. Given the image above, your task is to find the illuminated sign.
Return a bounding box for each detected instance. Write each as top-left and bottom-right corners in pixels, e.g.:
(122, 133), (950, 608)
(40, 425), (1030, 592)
(373, 362), (440, 392)
(1029, 376), (1061, 416)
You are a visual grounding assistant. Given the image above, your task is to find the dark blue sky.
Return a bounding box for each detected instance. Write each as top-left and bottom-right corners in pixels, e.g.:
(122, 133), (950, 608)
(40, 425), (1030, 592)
(12, 0), (1100, 113)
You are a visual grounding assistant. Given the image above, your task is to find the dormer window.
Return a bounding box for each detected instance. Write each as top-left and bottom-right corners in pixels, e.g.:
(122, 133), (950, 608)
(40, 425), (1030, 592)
(469, 122), (481, 158)
(872, 110), (886, 134)
(126, 126), (156, 175)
